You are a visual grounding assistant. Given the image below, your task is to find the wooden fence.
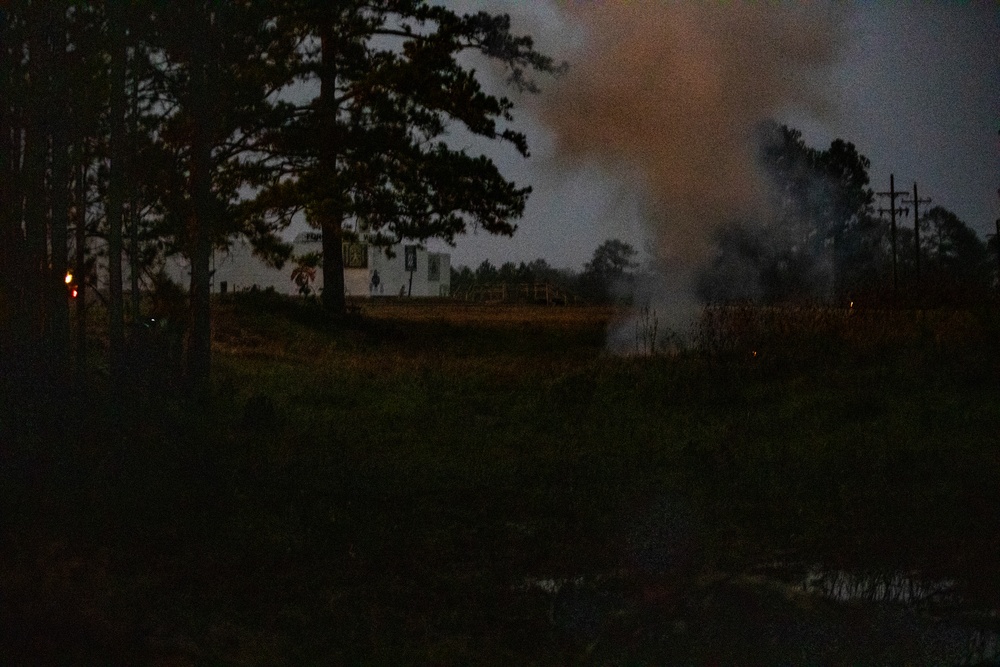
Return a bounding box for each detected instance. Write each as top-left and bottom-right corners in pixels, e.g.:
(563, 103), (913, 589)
(451, 282), (581, 305)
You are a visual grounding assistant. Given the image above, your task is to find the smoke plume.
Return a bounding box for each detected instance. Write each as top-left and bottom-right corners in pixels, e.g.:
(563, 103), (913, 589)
(535, 2), (847, 267)
(518, 2), (848, 350)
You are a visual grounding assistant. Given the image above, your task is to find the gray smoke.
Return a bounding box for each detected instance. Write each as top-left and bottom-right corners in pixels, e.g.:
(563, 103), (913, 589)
(527, 2), (849, 349)
(536, 2), (846, 261)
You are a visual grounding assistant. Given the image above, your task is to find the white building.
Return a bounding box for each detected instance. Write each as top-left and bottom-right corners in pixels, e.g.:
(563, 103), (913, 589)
(168, 232), (450, 298)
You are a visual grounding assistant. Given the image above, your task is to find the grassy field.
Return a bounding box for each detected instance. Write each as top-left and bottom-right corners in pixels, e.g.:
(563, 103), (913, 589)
(3, 294), (1000, 663)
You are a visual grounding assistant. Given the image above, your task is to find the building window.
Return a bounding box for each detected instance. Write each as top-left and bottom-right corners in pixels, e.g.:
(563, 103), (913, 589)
(404, 245), (418, 272)
(427, 254), (440, 282)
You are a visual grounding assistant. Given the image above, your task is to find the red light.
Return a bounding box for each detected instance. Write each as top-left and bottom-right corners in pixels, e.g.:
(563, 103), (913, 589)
(71, 288), (78, 298)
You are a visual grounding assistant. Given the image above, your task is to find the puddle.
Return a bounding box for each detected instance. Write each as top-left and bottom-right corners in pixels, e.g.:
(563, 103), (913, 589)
(516, 568), (1000, 662)
(516, 572), (626, 596)
(524, 577), (568, 595)
(522, 577), (570, 595)
(802, 567), (956, 604)
(798, 567), (1000, 662)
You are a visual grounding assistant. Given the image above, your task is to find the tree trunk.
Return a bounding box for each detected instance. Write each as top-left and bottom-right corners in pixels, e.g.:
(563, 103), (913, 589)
(0, 4), (20, 365)
(185, 5), (215, 398)
(107, 0), (127, 380)
(129, 62), (141, 321)
(22, 84), (48, 360)
(186, 119), (213, 398)
(75, 145), (88, 380)
(48, 15), (71, 379)
(322, 216), (346, 313)
(319, 22), (345, 315)
(49, 134), (71, 375)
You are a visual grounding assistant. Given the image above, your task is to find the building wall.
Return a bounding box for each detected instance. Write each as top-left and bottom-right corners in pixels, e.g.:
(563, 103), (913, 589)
(166, 236), (450, 298)
(367, 245), (451, 298)
(212, 238), (297, 294)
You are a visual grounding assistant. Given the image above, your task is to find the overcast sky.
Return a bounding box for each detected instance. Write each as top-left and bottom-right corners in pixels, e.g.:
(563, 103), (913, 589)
(433, 1), (1000, 272)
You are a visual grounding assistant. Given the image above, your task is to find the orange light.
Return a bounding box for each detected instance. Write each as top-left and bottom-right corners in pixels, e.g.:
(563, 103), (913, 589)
(64, 271), (73, 285)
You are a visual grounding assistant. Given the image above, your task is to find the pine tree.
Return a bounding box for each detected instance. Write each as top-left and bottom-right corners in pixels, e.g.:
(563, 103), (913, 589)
(147, 0), (300, 394)
(258, 1), (564, 314)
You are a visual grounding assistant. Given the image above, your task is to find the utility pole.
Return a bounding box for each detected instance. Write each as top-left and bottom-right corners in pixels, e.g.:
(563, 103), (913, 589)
(902, 182), (931, 283)
(995, 216), (1000, 281)
(877, 173), (909, 295)
(994, 132), (999, 290)
(995, 216), (1000, 287)
(994, 186), (1000, 289)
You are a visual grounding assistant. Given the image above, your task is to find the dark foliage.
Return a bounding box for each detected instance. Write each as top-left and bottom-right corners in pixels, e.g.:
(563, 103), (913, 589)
(578, 239), (639, 303)
(697, 123), (994, 307)
(0, 1), (559, 395)
(450, 240), (638, 303)
(253, 1), (564, 313)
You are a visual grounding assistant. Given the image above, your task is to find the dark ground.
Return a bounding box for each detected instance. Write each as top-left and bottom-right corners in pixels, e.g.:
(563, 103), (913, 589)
(3, 296), (1000, 663)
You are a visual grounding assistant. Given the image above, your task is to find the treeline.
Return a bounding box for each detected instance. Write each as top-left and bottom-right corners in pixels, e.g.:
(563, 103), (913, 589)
(699, 123), (999, 306)
(451, 238), (640, 304)
(0, 1), (560, 399)
(454, 124), (999, 307)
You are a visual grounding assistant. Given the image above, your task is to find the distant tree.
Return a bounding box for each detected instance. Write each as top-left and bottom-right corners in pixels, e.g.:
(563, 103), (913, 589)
(920, 206), (986, 270)
(988, 231), (1000, 289)
(699, 123), (877, 303)
(451, 256), (579, 296)
(579, 239), (638, 303)
(449, 265), (474, 293)
(497, 262), (516, 283)
(585, 239), (639, 277)
(917, 206), (990, 302)
(697, 223), (772, 303)
(762, 124), (876, 297)
(474, 259), (499, 284)
(521, 258), (575, 292)
(517, 262), (534, 282)
(497, 261), (532, 283)
(837, 215), (894, 302)
(526, 258), (554, 282)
